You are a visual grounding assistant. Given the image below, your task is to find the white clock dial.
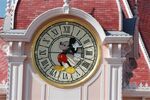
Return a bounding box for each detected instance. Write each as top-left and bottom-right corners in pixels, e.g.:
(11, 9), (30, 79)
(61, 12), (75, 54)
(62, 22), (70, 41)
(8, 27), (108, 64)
(32, 15), (101, 88)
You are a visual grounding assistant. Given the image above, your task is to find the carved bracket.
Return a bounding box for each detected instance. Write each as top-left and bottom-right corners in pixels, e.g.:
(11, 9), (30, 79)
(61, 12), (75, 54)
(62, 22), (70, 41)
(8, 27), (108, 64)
(63, 0), (71, 14)
(122, 44), (137, 88)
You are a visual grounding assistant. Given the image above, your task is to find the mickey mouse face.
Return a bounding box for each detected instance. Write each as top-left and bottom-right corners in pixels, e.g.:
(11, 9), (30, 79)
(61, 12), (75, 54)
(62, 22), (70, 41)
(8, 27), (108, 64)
(59, 41), (69, 51)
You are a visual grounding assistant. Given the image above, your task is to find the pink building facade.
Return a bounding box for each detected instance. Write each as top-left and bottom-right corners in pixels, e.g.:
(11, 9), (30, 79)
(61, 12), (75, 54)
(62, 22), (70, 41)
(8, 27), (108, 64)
(0, 0), (150, 100)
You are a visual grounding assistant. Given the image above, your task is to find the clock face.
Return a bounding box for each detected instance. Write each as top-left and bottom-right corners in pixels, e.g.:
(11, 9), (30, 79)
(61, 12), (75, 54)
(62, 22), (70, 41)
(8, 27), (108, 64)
(32, 15), (101, 88)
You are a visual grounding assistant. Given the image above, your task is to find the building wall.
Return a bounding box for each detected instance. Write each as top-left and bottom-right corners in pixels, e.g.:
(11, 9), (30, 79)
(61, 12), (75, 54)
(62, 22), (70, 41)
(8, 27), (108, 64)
(1, 0), (150, 100)
(14, 0), (120, 31)
(138, 0), (150, 55)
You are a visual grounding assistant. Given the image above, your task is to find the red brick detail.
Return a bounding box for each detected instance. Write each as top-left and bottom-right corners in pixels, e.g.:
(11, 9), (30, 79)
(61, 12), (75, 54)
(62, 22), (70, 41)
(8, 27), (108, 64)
(138, 0), (150, 55)
(0, 18), (3, 27)
(130, 49), (150, 85)
(0, 39), (8, 83)
(15, 0), (119, 31)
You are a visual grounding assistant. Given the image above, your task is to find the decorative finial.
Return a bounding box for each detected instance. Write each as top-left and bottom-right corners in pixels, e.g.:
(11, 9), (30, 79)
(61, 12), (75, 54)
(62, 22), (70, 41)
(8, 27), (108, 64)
(63, 0), (71, 14)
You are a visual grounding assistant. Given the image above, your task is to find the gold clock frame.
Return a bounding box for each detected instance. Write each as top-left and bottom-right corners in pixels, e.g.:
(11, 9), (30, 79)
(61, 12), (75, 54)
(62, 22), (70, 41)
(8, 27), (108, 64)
(31, 14), (102, 88)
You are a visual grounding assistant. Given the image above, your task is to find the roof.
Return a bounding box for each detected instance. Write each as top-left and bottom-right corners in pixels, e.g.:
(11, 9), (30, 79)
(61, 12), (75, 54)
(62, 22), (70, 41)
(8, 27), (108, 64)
(14, 0), (120, 30)
(124, 0), (150, 88)
(138, 0), (150, 56)
(130, 48), (150, 86)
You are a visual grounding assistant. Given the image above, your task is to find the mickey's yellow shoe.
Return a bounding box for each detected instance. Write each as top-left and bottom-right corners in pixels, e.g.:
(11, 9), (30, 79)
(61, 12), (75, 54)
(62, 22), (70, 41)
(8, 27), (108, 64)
(53, 66), (65, 71)
(65, 67), (76, 74)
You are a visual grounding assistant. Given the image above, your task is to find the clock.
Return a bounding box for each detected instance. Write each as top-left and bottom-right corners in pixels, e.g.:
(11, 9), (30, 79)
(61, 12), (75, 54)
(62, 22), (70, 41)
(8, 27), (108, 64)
(31, 15), (101, 88)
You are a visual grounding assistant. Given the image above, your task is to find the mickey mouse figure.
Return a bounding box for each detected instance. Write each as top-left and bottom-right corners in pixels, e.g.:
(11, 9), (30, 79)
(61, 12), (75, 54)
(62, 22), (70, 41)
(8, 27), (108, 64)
(55, 38), (80, 74)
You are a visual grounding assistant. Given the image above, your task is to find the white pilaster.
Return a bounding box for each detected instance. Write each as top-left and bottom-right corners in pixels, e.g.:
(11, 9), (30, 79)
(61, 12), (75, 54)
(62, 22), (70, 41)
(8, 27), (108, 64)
(105, 44), (126, 100)
(9, 62), (24, 100)
(7, 42), (26, 100)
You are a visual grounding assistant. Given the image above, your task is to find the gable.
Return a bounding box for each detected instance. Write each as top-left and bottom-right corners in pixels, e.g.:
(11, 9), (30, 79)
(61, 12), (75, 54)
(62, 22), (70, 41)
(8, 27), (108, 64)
(14, 0), (120, 31)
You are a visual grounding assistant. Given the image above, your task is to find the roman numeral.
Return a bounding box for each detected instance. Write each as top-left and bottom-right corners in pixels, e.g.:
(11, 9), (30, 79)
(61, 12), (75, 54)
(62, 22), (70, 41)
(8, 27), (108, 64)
(63, 26), (70, 33)
(82, 61), (90, 69)
(76, 30), (80, 36)
(41, 59), (48, 66)
(39, 49), (46, 55)
(63, 73), (68, 79)
(49, 69), (57, 77)
(83, 39), (90, 44)
(51, 29), (59, 36)
(42, 37), (51, 44)
(75, 70), (81, 76)
(86, 50), (93, 56)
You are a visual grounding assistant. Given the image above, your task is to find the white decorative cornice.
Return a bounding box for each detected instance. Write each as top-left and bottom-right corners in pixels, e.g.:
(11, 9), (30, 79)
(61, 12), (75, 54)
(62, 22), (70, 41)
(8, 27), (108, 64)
(123, 83), (150, 97)
(107, 31), (131, 36)
(0, 30), (26, 41)
(1, 30), (26, 35)
(139, 33), (150, 69)
(3, 0), (19, 30)
(105, 57), (126, 65)
(116, 0), (122, 31)
(103, 31), (133, 44)
(104, 36), (132, 44)
(8, 55), (27, 63)
(3, 0), (13, 31)
(122, 0), (133, 18)
(123, 89), (150, 97)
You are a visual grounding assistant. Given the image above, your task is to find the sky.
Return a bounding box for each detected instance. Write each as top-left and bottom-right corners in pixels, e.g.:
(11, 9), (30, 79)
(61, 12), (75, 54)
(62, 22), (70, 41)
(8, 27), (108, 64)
(0, 0), (7, 18)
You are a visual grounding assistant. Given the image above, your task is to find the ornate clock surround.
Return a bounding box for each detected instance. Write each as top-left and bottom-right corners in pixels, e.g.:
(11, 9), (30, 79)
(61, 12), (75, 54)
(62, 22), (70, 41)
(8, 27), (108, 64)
(31, 14), (102, 88)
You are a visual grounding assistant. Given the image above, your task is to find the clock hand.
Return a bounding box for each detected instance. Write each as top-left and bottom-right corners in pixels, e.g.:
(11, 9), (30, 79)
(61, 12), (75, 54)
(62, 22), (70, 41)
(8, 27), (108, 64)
(67, 55), (76, 66)
(73, 53), (84, 61)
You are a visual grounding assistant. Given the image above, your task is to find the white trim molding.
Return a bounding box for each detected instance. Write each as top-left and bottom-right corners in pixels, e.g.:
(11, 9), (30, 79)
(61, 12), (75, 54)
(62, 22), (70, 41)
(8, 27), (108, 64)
(122, 0), (133, 18)
(123, 89), (150, 97)
(116, 0), (123, 31)
(139, 33), (150, 69)
(104, 43), (129, 100)
(103, 31), (133, 44)
(105, 58), (126, 65)
(12, 0), (19, 29)
(0, 30), (26, 41)
(4, 0), (19, 30)
(123, 88), (150, 97)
